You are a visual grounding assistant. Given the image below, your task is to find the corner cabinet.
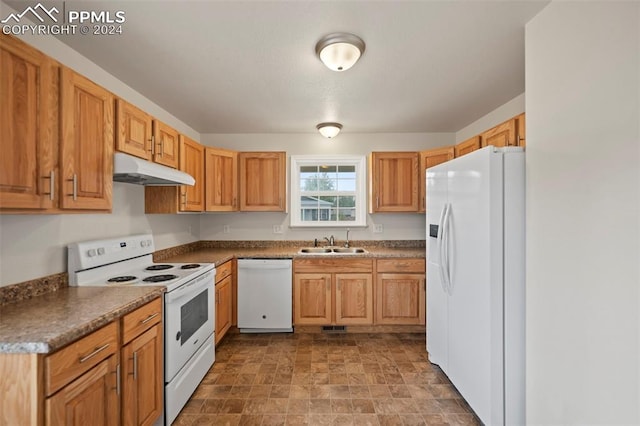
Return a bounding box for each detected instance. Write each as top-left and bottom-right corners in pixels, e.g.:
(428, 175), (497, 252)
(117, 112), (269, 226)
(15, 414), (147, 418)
(419, 146), (454, 213)
(294, 258), (374, 325)
(369, 152), (420, 213)
(205, 147), (239, 212)
(145, 135), (205, 213)
(375, 259), (426, 325)
(238, 152), (286, 211)
(60, 67), (113, 210)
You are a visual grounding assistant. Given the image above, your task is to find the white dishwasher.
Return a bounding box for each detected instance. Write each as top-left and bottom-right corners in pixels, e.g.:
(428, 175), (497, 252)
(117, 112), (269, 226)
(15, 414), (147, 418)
(237, 259), (293, 333)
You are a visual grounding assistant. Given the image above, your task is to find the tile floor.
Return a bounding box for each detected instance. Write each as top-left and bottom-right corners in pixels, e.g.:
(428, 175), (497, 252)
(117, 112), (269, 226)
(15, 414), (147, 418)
(173, 332), (480, 425)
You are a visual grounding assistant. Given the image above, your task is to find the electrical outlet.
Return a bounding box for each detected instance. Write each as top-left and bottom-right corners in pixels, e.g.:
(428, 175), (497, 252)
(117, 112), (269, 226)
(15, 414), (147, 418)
(273, 225), (283, 234)
(373, 224), (384, 233)
(223, 225), (230, 234)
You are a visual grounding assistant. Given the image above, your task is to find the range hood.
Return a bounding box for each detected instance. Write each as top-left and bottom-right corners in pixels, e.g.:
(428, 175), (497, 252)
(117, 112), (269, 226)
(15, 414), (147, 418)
(113, 152), (195, 186)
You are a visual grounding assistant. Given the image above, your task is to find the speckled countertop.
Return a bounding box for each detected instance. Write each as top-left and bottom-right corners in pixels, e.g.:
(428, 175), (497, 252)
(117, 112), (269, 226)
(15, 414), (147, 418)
(160, 246), (425, 267)
(0, 286), (164, 354)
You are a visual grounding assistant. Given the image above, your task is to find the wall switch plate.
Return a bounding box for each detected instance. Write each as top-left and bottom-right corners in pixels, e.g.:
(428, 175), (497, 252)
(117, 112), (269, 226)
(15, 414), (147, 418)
(273, 225), (283, 234)
(373, 224), (384, 233)
(223, 225), (231, 234)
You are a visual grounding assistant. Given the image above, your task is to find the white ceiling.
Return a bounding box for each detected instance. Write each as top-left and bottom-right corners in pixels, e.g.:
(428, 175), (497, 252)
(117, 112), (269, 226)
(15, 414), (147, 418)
(14, 1), (548, 134)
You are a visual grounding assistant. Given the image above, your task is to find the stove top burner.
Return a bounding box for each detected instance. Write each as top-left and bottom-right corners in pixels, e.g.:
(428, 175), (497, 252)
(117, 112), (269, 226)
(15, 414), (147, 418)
(107, 275), (138, 283)
(142, 274), (179, 283)
(181, 264), (201, 270)
(145, 264), (174, 271)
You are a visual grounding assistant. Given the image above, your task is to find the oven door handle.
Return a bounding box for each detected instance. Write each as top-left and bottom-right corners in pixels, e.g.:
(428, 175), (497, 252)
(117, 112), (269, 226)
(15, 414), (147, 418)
(164, 271), (214, 304)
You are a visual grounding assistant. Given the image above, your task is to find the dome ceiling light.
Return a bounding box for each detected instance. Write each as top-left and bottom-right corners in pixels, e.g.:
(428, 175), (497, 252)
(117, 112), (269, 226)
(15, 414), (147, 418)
(315, 33), (366, 72)
(316, 122), (343, 138)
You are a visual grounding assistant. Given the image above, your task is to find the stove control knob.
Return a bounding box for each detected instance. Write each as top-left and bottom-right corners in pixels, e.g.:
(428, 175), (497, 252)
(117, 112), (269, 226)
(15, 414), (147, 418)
(97, 247), (105, 255)
(87, 249), (97, 257)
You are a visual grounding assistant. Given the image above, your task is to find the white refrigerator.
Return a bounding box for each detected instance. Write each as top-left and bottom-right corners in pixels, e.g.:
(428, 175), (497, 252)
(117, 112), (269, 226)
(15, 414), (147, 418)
(426, 146), (525, 426)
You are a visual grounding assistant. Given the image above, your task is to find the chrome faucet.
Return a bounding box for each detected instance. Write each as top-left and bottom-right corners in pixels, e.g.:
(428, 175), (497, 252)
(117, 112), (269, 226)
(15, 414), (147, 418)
(344, 229), (350, 248)
(324, 235), (335, 246)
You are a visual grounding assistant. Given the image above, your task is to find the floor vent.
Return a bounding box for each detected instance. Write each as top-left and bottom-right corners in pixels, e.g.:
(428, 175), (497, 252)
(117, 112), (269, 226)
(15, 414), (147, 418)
(322, 325), (346, 333)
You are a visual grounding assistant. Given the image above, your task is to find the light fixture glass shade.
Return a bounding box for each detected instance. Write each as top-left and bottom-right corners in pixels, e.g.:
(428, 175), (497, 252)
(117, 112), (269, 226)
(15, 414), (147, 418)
(315, 33), (365, 72)
(317, 122), (342, 138)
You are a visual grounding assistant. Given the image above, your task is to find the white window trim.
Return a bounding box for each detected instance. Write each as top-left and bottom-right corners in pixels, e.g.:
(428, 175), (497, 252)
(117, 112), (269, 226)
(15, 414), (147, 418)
(290, 155), (367, 228)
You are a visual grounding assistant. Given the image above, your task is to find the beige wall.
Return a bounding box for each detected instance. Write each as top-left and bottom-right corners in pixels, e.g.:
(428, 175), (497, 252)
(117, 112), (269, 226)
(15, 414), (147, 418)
(525, 2), (640, 424)
(455, 93), (525, 143)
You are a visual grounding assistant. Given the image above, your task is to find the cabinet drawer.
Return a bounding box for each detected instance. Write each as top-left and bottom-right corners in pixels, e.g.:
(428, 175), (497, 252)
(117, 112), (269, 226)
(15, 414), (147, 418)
(122, 297), (162, 344)
(216, 260), (233, 282)
(294, 258), (373, 273)
(376, 258), (425, 273)
(45, 322), (118, 396)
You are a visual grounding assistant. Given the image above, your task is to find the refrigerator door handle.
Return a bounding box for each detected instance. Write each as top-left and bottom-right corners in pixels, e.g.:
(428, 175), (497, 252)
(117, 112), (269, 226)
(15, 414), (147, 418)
(446, 203), (454, 293)
(441, 203), (452, 293)
(437, 205), (448, 292)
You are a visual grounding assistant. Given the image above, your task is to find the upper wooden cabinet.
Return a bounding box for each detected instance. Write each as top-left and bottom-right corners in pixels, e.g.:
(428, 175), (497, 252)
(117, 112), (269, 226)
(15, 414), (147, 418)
(419, 146), (454, 213)
(454, 136), (480, 158)
(145, 136), (204, 213)
(480, 117), (517, 148)
(0, 34), (57, 211)
(516, 113), (526, 147)
(152, 120), (179, 169)
(205, 147), (238, 211)
(370, 152), (420, 213)
(60, 67), (113, 210)
(116, 99), (153, 160)
(180, 135), (205, 212)
(238, 151), (286, 211)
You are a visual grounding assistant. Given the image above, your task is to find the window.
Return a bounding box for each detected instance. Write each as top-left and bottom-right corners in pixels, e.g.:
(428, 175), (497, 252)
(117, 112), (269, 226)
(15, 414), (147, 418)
(290, 155), (367, 227)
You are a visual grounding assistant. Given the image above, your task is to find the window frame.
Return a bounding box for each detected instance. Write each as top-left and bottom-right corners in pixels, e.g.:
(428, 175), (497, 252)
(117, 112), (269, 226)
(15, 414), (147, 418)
(290, 155), (367, 228)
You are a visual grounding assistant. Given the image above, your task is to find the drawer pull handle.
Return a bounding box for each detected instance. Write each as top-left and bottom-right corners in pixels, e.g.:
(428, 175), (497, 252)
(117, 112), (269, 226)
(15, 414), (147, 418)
(79, 343), (109, 363)
(140, 312), (160, 324)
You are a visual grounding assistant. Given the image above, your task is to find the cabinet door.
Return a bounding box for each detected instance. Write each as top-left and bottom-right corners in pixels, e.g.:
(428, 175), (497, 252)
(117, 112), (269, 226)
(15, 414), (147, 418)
(179, 135), (204, 212)
(205, 147), (238, 211)
(0, 35), (56, 210)
(116, 99), (152, 160)
(419, 146), (454, 213)
(376, 273), (425, 325)
(152, 120), (179, 168)
(239, 152), (286, 211)
(516, 113), (526, 147)
(480, 118), (517, 148)
(216, 275), (232, 344)
(454, 136), (480, 158)
(60, 67), (113, 210)
(122, 323), (163, 426)
(294, 273), (332, 325)
(46, 355), (119, 426)
(335, 273), (373, 325)
(370, 152), (419, 212)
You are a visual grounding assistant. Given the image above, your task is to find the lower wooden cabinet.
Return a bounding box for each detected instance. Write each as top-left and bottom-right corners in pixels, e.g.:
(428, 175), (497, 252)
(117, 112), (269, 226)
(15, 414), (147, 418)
(215, 260), (234, 344)
(0, 297), (163, 426)
(293, 258), (374, 325)
(122, 324), (163, 426)
(375, 259), (426, 325)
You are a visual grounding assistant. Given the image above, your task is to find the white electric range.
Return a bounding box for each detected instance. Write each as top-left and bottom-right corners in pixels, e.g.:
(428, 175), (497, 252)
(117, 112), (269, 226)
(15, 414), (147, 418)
(68, 234), (215, 425)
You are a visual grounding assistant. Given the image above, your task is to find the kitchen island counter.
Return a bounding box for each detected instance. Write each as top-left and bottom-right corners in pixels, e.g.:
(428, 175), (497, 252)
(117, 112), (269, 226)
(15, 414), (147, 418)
(0, 286), (164, 353)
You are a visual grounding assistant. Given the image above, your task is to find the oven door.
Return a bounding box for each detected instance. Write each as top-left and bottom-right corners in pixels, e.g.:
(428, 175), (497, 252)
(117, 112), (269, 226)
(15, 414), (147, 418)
(164, 269), (215, 382)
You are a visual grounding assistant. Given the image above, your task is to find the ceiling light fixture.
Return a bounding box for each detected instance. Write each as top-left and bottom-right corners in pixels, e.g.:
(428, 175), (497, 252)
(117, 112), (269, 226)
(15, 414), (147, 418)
(316, 122), (343, 138)
(315, 33), (366, 72)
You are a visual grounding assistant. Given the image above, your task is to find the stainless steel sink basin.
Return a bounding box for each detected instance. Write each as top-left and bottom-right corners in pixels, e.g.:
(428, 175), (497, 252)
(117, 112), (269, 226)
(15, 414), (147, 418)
(298, 247), (368, 254)
(332, 247), (367, 254)
(299, 247), (333, 254)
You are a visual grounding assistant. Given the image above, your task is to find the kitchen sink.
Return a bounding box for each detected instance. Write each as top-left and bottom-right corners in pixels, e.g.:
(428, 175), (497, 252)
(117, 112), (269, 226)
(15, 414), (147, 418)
(299, 247), (333, 254)
(298, 247), (368, 255)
